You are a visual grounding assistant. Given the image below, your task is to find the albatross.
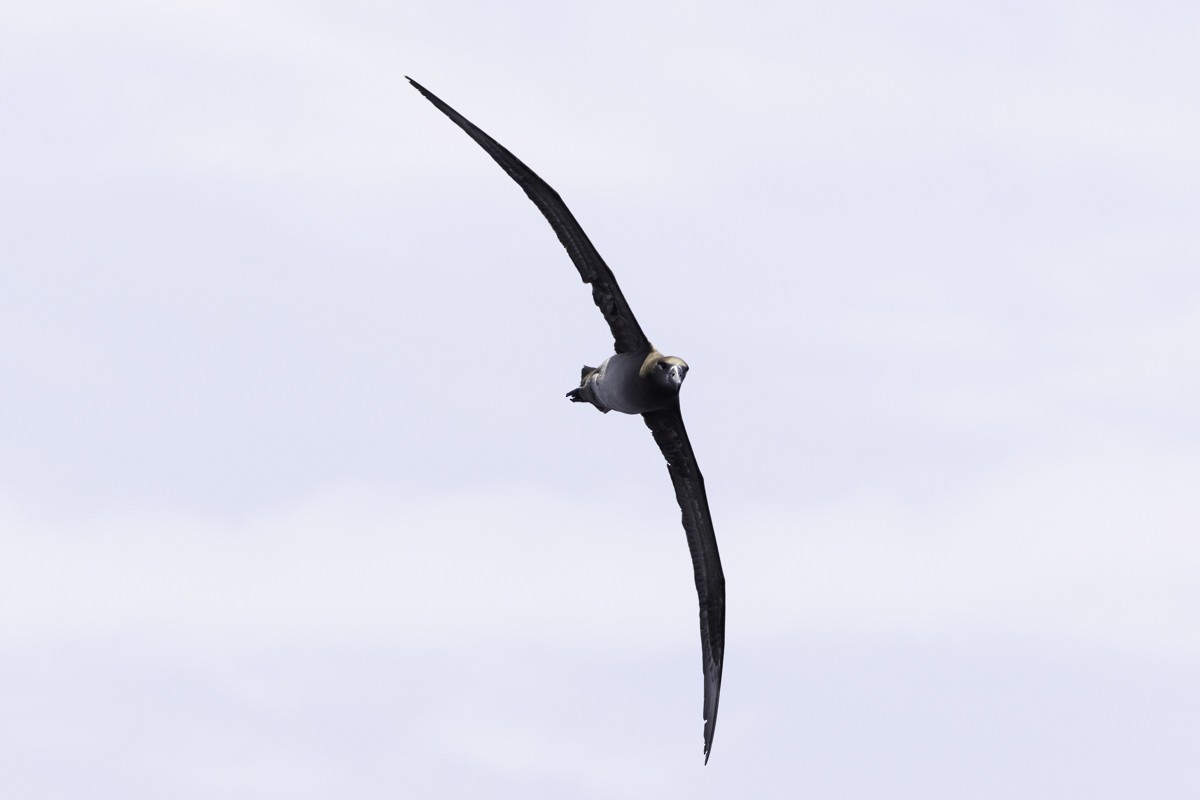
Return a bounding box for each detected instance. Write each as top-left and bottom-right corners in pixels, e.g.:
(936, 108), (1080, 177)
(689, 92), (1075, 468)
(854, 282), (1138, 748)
(409, 78), (726, 763)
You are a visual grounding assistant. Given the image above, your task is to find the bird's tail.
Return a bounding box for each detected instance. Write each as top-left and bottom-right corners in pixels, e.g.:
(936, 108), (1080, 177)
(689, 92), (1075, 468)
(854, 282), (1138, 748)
(566, 366), (608, 412)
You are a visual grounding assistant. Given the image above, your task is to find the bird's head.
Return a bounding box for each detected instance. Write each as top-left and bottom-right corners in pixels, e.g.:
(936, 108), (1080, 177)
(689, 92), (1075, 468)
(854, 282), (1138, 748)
(650, 355), (689, 393)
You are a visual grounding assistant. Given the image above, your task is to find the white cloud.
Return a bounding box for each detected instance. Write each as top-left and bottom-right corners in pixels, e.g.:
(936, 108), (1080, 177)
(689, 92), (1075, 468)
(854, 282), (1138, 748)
(4, 427), (1196, 660)
(739, 439), (1200, 654)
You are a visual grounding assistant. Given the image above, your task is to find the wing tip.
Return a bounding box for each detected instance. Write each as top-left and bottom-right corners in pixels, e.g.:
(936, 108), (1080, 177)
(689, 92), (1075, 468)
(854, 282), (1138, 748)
(702, 715), (716, 764)
(702, 669), (721, 764)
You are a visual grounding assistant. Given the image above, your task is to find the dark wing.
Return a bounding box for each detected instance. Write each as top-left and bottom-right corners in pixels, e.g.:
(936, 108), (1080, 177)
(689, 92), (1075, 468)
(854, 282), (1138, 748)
(643, 403), (726, 764)
(408, 78), (652, 355)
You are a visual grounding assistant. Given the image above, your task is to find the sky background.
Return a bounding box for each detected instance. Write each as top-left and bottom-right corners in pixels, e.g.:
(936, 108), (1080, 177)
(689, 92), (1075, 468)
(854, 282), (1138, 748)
(3, 0), (1199, 796)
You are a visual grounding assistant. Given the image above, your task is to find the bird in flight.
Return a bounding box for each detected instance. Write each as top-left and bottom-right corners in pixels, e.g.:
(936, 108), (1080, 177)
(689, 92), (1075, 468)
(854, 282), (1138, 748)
(409, 78), (726, 763)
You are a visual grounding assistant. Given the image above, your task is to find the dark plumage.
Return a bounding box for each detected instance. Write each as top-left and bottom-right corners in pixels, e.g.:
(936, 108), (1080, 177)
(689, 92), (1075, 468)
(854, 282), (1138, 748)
(410, 78), (726, 763)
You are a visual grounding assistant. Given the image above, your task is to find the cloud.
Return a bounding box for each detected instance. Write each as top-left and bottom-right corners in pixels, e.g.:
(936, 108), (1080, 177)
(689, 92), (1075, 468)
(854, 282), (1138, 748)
(739, 438), (1200, 655)
(5, 425), (1197, 660)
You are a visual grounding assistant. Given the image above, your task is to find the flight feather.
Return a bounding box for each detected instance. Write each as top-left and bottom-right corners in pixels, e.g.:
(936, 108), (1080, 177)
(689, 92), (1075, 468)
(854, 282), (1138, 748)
(407, 78), (651, 354)
(643, 404), (726, 763)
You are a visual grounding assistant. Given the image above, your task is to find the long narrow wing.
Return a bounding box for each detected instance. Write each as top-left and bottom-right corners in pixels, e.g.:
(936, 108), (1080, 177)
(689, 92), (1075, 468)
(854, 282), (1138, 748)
(643, 404), (726, 763)
(408, 78), (652, 355)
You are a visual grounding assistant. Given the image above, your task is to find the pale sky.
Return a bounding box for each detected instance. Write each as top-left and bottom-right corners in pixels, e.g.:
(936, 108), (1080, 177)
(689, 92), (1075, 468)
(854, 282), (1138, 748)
(3, 1), (1199, 797)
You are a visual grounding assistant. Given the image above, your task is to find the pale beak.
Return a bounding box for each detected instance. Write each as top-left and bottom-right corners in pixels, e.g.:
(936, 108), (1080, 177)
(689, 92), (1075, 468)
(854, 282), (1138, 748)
(668, 365), (684, 387)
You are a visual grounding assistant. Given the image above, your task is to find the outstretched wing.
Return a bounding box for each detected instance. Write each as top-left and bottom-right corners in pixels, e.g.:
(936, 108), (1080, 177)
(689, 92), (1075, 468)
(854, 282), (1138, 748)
(409, 78), (652, 355)
(643, 403), (726, 763)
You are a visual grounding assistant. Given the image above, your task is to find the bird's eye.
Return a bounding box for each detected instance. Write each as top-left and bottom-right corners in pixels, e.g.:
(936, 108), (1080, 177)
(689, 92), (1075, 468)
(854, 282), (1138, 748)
(658, 362), (668, 370)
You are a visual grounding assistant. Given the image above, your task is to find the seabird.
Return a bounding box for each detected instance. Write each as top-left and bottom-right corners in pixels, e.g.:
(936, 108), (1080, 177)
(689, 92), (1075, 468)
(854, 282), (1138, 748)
(409, 78), (726, 763)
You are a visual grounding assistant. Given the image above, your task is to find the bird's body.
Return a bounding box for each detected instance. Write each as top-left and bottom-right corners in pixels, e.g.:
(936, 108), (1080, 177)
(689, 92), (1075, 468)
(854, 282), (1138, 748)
(569, 350), (689, 415)
(410, 77), (725, 763)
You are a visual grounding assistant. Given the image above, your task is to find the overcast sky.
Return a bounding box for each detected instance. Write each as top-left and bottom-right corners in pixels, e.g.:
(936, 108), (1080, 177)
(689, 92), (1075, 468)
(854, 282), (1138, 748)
(3, 0), (1199, 797)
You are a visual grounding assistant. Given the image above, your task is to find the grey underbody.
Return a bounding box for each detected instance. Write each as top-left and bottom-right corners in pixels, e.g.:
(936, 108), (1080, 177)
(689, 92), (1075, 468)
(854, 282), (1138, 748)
(572, 350), (672, 414)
